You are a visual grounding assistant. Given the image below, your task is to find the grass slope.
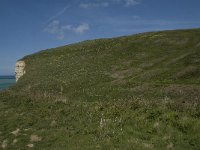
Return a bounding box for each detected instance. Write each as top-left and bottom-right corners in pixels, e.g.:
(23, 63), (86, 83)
(1, 28), (200, 149)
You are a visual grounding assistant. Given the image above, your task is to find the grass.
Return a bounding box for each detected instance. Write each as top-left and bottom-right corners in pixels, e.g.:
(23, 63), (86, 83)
(1, 91), (200, 149)
(1, 28), (200, 149)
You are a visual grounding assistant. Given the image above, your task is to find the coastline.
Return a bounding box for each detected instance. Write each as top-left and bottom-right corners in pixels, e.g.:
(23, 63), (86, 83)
(0, 75), (16, 90)
(0, 75), (15, 79)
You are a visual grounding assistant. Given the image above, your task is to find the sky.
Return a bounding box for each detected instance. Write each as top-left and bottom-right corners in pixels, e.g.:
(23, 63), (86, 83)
(1, 0), (200, 75)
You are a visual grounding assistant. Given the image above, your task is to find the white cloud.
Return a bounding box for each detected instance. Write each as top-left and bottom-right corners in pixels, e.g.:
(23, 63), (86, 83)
(111, 0), (121, 3)
(79, 0), (140, 9)
(44, 20), (90, 40)
(79, 0), (140, 8)
(73, 23), (90, 34)
(46, 5), (70, 23)
(44, 20), (70, 40)
(44, 20), (60, 34)
(132, 15), (141, 19)
(124, 0), (140, 6)
(80, 2), (109, 8)
(111, 0), (140, 7)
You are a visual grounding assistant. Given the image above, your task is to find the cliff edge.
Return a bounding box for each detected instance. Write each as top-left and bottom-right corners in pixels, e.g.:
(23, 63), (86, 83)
(15, 61), (26, 82)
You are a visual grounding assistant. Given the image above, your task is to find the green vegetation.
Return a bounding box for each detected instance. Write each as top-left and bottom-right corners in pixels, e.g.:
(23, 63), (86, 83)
(1, 28), (200, 149)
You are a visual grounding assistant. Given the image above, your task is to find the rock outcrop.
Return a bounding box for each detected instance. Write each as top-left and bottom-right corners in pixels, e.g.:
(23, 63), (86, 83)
(15, 61), (26, 82)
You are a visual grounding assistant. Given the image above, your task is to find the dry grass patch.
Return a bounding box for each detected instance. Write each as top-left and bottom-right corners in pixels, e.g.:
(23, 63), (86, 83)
(27, 143), (34, 148)
(108, 68), (142, 84)
(140, 69), (165, 80)
(162, 84), (200, 101)
(166, 53), (191, 65)
(131, 83), (153, 93)
(11, 128), (20, 136)
(140, 57), (167, 68)
(30, 135), (42, 142)
(12, 139), (18, 145)
(1, 140), (8, 149)
(173, 66), (199, 79)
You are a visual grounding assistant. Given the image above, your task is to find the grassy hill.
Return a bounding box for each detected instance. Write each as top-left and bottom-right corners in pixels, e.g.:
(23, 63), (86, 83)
(1, 28), (200, 149)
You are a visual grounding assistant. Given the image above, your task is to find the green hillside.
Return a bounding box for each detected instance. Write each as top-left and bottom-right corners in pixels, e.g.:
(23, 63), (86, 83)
(1, 28), (200, 149)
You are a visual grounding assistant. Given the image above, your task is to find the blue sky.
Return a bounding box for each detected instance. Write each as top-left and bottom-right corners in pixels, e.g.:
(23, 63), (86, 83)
(1, 0), (200, 75)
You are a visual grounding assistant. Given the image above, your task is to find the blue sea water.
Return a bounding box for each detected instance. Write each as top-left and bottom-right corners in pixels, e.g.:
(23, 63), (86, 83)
(0, 76), (16, 90)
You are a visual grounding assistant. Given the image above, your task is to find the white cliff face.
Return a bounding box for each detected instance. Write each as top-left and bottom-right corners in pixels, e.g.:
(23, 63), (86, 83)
(15, 61), (26, 82)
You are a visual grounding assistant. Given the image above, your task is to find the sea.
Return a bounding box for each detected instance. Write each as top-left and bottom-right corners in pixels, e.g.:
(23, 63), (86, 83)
(0, 76), (16, 90)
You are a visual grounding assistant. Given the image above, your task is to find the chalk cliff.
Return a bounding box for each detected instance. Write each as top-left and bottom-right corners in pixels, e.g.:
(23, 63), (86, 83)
(15, 61), (26, 82)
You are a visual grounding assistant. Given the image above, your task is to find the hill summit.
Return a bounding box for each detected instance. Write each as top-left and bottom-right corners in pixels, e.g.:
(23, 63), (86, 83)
(14, 28), (200, 101)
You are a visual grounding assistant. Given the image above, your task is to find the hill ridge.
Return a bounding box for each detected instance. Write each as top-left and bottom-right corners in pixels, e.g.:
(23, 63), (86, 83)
(1, 28), (199, 149)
